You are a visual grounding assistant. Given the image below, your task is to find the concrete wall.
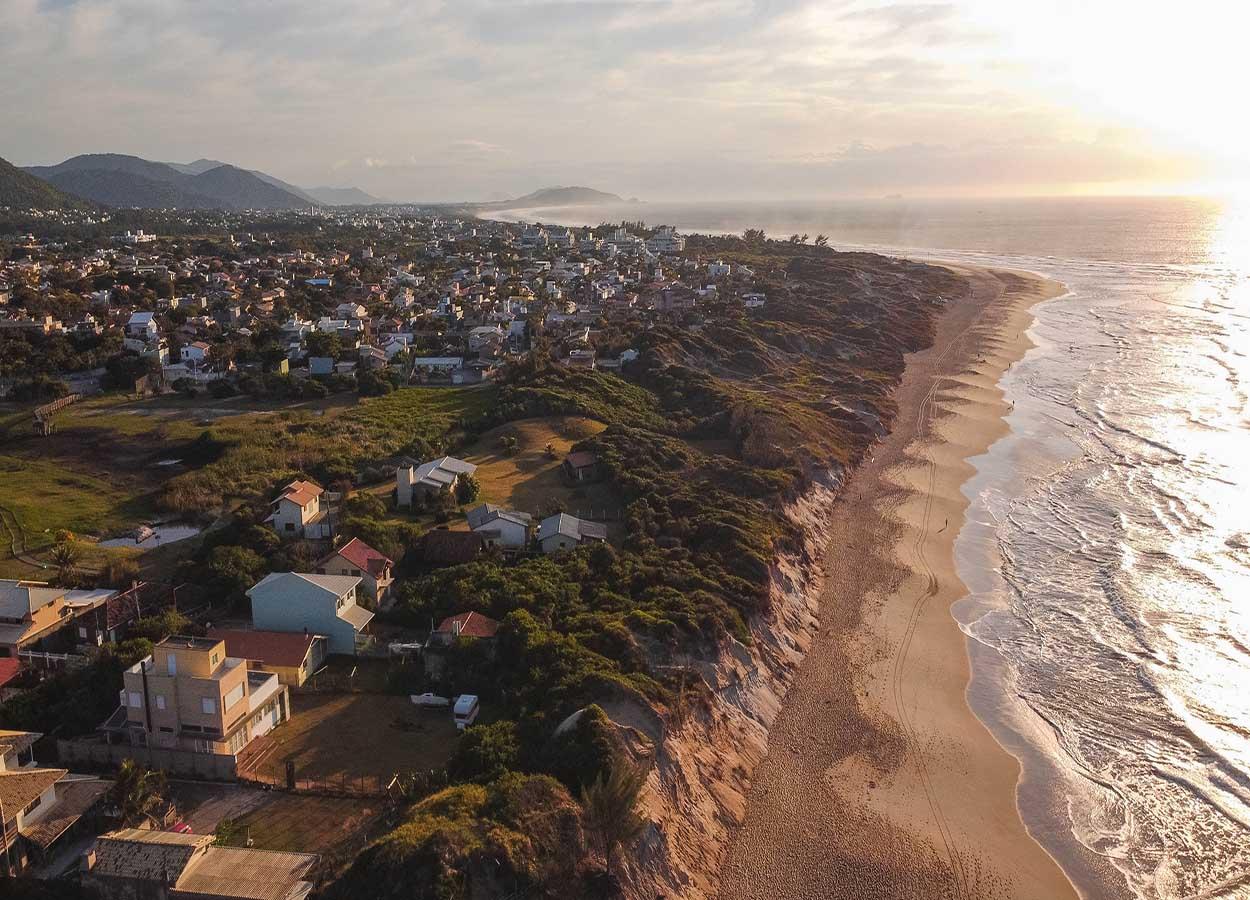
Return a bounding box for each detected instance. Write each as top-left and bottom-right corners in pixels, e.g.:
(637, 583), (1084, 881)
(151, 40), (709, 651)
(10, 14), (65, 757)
(57, 739), (238, 781)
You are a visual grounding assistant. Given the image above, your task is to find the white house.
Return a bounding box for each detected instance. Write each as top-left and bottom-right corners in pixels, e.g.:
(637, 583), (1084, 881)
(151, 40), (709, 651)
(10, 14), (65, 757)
(536, 513), (608, 554)
(396, 456), (477, 507)
(247, 572), (374, 656)
(466, 504), (532, 549)
(708, 260), (732, 278)
(266, 480), (332, 539)
(335, 302), (368, 319)
(646, 226), (686, 254)
(180, 341), (210, 366)
(126, 311), (158, 339)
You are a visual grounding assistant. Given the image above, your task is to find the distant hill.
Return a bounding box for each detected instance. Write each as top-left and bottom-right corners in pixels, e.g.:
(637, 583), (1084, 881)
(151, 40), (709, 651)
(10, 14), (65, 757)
(23, 154), (312, 211)
(492, 186), (624, 209)
(150, 158), (377, 206)
(306, 186), (386, 206)
(0, 156), (92, 210)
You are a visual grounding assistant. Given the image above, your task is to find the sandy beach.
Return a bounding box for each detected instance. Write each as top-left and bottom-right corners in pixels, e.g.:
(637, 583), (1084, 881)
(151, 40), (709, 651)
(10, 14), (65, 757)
(717, 265), (1073, 900)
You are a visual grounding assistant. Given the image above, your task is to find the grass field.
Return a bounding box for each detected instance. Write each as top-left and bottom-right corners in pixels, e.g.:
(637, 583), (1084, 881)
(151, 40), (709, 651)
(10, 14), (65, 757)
(0, 385), (492, 571)
(461, 415), (615, 518)
(243, 693), (461, 785)
(0, 454), (153, 551)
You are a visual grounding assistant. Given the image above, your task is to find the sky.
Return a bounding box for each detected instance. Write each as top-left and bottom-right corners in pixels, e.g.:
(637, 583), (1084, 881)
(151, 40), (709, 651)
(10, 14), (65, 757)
(3, 0), (1249, 202)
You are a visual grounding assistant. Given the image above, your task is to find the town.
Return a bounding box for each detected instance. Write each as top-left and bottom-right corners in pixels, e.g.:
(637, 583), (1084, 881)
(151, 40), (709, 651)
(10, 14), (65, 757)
(0, 205), (813, 898)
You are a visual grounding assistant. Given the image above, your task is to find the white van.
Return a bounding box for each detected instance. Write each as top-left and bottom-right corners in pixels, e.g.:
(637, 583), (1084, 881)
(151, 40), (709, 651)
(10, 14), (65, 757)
(453, 694), (480, 730)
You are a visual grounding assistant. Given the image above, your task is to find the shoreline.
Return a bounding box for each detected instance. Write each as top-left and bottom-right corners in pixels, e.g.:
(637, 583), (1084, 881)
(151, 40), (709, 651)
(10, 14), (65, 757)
(716, 263), (1075, 899)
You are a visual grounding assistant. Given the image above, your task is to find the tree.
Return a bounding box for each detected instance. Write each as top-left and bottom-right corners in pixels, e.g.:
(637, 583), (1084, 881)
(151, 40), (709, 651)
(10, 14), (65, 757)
(304, 331), (341, 360)
(579, 762), (648, 879)
(205, 545), (267, 599)
(110, 760), (169, 827)
(455, 474), (481, 505)
(449, 720), (520, 783)
(814, 234), (829, 247)
(49, 541), (80, 586)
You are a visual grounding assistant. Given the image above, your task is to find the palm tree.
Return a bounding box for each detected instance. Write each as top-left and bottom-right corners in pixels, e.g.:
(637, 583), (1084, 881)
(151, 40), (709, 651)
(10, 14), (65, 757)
(814, 234), (829, 247)
(49, 541), (79, 586)
(800, 233), (810, 244)
(580, 763), (648, 880)
(110, 760), (169, 827)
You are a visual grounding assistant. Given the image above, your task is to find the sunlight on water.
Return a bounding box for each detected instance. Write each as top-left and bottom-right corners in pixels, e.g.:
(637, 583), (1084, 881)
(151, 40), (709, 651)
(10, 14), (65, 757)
(492, 196), (1250, 899)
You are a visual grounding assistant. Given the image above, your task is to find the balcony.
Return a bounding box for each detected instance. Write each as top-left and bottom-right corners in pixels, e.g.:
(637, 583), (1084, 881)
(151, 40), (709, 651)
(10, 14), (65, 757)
(247, 670), (281, 712)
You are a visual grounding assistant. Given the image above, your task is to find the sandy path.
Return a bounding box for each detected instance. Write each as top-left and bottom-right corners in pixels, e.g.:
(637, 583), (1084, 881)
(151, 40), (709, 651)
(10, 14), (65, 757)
(717, 266), (1074, 900)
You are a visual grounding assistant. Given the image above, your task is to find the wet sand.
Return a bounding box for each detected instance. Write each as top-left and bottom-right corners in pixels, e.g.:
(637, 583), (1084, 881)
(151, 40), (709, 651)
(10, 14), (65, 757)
(718, 266), (1074, 900)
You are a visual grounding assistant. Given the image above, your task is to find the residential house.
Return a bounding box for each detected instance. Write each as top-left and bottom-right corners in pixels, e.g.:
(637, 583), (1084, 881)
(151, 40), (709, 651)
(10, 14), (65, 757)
(0, 580), (119, 658)
(562, 451), (602, 483)
(104, 635), (289, 757)
(423, 611), (499, 680)
(536, 513), (608, 554)
(82, 828), (317, 900)
(0, 731), (111, 874)
(247, 573), (373, 656)
(126, 311), (158, 339)
(205, 628), (328, 687)
(465, 504), (532, 550)
(180, 341), (210, 367)
(315, 537), (394, 606)
(396, 456), (477, 507)
(266, 480), (333, 540)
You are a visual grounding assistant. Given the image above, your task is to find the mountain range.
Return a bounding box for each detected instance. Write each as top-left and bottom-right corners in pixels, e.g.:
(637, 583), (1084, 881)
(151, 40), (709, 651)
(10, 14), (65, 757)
(4, 153), (623, 214)
(0, 156), (94, 210)
(16, 154), (386, 211)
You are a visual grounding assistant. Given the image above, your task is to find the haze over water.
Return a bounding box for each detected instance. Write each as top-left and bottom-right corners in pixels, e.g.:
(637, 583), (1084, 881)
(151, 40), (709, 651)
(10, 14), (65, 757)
(499, 196), (1250, 899)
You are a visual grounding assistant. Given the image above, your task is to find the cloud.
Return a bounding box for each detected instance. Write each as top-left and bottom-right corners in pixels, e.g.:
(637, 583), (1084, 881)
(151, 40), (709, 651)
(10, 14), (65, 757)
(0, 0), (1206, 200)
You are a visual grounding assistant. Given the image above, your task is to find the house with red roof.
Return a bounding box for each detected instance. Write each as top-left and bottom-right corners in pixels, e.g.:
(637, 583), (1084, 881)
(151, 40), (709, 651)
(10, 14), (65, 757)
(424, 611), (500, 680)
(316, 537), (395, 606)
(206, 627), (328, 686)
(266, 480), (332, 540)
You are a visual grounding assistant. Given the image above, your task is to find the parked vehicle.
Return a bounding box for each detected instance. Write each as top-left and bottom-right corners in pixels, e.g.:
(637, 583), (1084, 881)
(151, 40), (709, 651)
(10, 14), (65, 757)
(411, 692), (451, 708)
(453, 694), (480, 730)
(170, 821), (192, 834)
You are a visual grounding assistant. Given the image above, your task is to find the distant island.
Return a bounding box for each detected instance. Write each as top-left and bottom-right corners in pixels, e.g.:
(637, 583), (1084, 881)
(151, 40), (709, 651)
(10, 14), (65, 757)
(479, 185), (625, 210)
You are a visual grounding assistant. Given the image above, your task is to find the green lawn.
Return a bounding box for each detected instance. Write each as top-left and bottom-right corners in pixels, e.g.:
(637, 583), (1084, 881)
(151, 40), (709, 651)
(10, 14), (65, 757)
(0, 454), (153, 551)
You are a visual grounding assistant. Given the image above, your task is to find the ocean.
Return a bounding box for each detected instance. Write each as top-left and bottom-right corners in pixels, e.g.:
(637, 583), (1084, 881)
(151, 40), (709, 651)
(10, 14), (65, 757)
(493, 196), (1250, 899)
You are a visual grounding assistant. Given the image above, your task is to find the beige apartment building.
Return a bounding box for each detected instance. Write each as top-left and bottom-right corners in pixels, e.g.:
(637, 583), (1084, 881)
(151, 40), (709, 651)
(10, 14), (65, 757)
(114, 635), (289, 757)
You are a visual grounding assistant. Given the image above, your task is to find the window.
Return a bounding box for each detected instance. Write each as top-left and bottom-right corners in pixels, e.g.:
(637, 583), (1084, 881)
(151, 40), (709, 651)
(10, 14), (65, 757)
(224, 683), (245, 709)
(285, 522), (295, 532)
(23, 795), (41, 816)
(158, 726), (174, 733)
(127, 691), (142, 708)
(166, 654), (177, 676)
(201, 697), (217, 715)
(155, 695), (166, 711)
(77, 626), (88, 639)
(211, 652), (219, 666)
